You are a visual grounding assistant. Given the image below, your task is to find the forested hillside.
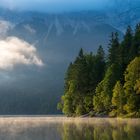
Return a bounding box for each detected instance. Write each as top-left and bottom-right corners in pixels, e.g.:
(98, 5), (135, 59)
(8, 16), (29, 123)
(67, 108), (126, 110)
(58, 24), (140, 118)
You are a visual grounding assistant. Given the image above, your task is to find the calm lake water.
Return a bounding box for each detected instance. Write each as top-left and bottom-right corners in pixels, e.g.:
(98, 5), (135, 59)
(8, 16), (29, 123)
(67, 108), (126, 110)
(0, 117), (139, 140)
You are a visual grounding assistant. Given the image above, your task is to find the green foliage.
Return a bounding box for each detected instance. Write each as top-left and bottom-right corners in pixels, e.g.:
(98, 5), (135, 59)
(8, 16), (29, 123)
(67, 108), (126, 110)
(111, 81), (125, 116)
(83, 95), (93, 113)
(121, 26), (133, 65)
(124, 57), (140, 114)
(131, 24), (140, 60)
(58, 24), (140, 118)
(108, 32), (120, 65)
(58, 47), (105, 116)
(61, 94), (74, 116)
(93, 64), (120, 113)
(118, 26), (133, 83)
(93, 81), (110, 113)
(134, 79), (140, 95)
(93, 25), (140, 117)
(75, 104), (85, 116)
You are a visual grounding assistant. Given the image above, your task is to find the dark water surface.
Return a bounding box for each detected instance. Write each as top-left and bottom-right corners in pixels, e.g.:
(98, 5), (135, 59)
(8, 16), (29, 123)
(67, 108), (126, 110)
(0, 117), (140, 140)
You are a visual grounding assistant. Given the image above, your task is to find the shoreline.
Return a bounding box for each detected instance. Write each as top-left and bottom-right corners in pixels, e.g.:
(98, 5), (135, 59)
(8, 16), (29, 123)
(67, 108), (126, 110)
(0, 115), (139, 120)
(0, 116), (139, 126)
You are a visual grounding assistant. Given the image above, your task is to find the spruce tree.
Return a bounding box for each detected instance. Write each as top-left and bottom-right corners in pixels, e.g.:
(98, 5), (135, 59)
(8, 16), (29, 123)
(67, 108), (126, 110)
(131, 24), (140, 60)
(120, 26), (133, 67)
(111, 81), (124, 116)
(108, 32), (120, 66)
(124, 57), (140, 115)
(94, 64), (119, 113)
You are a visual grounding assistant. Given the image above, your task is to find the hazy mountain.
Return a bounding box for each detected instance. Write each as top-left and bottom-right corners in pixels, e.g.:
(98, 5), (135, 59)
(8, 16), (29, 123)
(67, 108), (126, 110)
(0, 6), (139, 114)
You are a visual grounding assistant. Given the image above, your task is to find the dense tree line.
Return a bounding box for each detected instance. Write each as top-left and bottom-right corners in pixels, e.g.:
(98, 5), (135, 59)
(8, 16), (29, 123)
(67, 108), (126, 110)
(58, 24), (140, 117)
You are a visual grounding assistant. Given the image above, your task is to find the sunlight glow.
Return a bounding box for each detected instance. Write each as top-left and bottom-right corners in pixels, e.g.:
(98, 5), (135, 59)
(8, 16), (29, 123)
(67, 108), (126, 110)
(0, 37), (43, 70)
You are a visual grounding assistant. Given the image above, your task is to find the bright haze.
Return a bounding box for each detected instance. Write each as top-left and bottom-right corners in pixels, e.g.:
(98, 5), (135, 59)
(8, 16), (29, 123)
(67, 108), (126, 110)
(0, 0), (115, 12)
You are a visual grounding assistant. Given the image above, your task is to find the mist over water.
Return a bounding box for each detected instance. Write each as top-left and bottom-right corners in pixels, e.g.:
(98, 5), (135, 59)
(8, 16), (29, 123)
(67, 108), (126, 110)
(0, 117), (139, 140)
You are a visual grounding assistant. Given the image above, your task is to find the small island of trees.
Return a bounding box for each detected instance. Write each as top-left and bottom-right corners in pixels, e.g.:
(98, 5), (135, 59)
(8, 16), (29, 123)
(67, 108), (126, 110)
(58, 24), (140, 118)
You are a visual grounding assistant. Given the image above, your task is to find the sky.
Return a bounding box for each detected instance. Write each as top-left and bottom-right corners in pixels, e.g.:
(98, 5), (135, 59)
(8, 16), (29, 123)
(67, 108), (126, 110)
(0, 0), (112, 12)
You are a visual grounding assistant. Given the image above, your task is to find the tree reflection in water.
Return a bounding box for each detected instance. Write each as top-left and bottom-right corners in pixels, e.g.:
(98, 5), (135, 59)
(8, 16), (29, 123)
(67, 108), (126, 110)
(59, 119), (140, 140)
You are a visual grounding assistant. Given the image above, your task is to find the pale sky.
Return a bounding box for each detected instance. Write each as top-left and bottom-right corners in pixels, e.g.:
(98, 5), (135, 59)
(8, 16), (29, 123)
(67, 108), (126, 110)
(0, 0), (111, 12)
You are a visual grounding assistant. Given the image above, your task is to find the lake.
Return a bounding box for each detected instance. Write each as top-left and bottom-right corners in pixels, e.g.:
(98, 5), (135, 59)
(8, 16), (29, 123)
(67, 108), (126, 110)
(0, 117), (139, 140)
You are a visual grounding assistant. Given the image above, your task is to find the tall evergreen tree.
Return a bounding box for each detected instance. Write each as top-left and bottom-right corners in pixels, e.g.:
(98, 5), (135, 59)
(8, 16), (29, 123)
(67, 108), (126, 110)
(95, 46), (106, 82)
(120, 26), (133, 67)
(108, 32), (120, 65)
(93, 64), (119, 113)
(111, 81), (125, 116)
(124, 57), (140, 115)
(131, 24), (140, 60)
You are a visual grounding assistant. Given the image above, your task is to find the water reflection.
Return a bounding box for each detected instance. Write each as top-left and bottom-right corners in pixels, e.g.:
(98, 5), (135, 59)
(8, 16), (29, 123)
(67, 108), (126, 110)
(59, 119), (140, 140)
(0, 118), (139, 140)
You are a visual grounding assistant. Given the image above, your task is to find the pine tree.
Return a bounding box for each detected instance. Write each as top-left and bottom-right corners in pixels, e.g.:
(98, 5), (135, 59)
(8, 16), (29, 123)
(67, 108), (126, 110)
(120, 26), (133, 67)
(93, 64), (119, 113)
(131, 24), (140, 60)
(108, 32), (120, 65)
(78, 48), (84, 58)
(124, 57), (140, 115)
(95, 46), (106, 82)
(111, 81), (124, 116)
(93, 80), (110, 113)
